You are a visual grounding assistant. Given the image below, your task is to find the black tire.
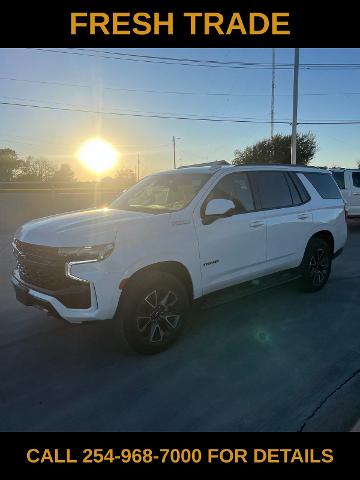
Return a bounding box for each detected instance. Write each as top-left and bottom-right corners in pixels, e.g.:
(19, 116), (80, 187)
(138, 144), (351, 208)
(298, 238), (332, 292)
(117, 271), (190, 354)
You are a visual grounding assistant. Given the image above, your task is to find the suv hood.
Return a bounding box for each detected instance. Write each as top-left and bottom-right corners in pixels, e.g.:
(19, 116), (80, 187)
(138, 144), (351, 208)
(15, 208), (151, 246)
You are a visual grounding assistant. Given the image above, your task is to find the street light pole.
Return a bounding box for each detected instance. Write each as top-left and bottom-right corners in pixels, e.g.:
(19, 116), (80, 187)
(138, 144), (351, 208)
(271, 48), (276, 139)
(291, 48), (300, 165)
(172, 136), (176, 169)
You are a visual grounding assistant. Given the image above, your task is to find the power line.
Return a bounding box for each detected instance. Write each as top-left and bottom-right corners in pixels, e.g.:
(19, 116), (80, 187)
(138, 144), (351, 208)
(0, 100), (289, 124)
(0, 95), (277, 121)
(3, 74), (360, 98)
(2, 99), (360, 125)
(0, 76), (89, 89)
(3, 72), (360, 98)
(30, 48), (360, 70)
(78, 48), (284, 66)
(0, 134), (170, 150)
(84, 48), (360, 70)
(29, 48), (291, 70)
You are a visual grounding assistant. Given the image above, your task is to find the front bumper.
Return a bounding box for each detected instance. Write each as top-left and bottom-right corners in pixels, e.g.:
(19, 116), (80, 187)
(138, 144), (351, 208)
(11, 274), (62, 319)
(11, 265), (122, 324)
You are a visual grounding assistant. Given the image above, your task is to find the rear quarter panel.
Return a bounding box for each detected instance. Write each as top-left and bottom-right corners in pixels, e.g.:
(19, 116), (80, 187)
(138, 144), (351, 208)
(312, 202), (347, 253)
(299, 173), (347, 256)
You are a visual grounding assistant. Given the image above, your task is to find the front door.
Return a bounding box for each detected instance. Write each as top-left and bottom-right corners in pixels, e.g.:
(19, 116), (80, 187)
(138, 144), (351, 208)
(194, 172), (267, 294)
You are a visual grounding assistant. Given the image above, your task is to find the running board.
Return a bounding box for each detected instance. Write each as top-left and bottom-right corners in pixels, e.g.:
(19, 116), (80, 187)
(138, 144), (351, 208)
(200, 270), (301, 310)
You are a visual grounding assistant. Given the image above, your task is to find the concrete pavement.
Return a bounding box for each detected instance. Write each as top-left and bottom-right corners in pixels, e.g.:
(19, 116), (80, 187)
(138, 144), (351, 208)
(0, 225), (360, 432)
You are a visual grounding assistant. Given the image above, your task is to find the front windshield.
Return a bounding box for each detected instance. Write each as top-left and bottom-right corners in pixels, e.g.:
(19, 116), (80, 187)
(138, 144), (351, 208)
(110, 172), (212, 213)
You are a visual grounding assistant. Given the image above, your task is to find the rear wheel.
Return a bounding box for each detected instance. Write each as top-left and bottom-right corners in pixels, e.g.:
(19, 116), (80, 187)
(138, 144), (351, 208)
(298, 238), (332, 292)
(118, 271), (189, 354)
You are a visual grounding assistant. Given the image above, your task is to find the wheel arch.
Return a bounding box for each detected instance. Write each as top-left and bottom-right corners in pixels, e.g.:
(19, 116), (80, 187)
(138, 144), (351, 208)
(120, 261), (194, 302)
(306, 230), (335, 255)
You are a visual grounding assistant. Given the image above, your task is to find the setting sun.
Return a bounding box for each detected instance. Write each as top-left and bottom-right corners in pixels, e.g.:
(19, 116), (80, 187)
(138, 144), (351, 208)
(78, 138), (119, 174)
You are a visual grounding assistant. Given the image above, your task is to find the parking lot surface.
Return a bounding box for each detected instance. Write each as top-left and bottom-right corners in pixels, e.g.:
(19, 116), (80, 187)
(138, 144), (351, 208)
(1, 224), (360, 431)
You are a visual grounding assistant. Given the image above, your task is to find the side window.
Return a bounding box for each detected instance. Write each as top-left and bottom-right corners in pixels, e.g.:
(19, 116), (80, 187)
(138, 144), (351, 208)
(285, 173), (302, 205)
(250, 171), (293, 210)
(352, 172), (360, 188)
(304, 172), (342, 199)
(203, 173), (255, 215)
(332, 171), (345, 190)
(289, 172), (311, 203)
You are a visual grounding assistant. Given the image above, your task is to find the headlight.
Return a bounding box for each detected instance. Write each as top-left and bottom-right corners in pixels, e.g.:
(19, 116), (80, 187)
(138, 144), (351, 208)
(58, 243), (114, 261)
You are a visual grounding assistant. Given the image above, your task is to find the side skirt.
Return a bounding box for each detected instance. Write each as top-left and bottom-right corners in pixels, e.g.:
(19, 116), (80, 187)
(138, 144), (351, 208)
(198, 269), (301, 310)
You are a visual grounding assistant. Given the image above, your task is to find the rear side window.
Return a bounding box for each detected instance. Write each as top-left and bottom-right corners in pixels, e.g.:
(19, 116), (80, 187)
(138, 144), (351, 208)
(288, 172), (311, 203)
(332, 171), (345, 190)
(352, 172), (360, 188)
(285, 174), (302, 205)
(304, 172), (342, 199)
(250, 172), (293, 210)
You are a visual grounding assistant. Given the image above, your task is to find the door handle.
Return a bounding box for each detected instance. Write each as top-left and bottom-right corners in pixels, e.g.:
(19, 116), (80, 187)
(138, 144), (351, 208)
(249, 221), (265, 228)
(353, 192), (360, 195)
(297, 214), (310, 220)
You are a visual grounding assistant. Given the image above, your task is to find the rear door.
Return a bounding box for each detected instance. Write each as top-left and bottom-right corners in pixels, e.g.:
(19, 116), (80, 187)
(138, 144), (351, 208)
(350, 171), (360, 216)
(249, 171), (313, 271)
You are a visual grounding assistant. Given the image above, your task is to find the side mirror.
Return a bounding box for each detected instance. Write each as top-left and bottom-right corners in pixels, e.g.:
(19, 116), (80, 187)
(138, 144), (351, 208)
(204, 198), (235, 224)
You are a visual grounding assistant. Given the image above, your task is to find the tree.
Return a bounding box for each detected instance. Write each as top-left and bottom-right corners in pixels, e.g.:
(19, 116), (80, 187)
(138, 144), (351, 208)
(15, 157), (55, 182)
(0, 148), (20, 181)
(52, 163), (75, 182)
(233, 133), (318, 166)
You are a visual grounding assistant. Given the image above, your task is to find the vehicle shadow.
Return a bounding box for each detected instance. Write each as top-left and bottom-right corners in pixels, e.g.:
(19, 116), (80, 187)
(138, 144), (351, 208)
(347, 218), (360, 233)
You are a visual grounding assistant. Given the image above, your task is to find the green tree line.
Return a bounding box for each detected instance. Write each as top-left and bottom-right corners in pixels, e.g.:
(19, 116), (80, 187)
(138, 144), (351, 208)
(0, 148), (137, 185)
(0, 148), (75, 182)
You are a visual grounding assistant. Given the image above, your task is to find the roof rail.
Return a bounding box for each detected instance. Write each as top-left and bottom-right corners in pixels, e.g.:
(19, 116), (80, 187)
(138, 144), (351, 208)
(178, 160), (230, 169)
(234, 162), (322, 169)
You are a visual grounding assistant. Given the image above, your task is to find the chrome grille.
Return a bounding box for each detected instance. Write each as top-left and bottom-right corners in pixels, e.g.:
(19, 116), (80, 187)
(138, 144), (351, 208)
(14, 239), (69, 290)
(13, 239), (91, 308)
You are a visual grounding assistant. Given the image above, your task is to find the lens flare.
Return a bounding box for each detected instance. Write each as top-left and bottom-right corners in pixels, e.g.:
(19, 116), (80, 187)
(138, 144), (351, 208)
(78, 138), (119, 174)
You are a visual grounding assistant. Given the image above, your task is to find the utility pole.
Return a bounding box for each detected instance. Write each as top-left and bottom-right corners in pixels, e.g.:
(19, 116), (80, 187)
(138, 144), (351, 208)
(172, 136), (176, 169)
(271, 48), (276, 139)
(291, 48), (300, 165)
(137, 153), (140, 182)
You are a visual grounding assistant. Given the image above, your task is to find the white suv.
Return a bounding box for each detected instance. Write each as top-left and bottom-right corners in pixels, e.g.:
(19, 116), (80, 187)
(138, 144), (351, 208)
(11, 164), (347, 354)
(331, 168), (360, 218)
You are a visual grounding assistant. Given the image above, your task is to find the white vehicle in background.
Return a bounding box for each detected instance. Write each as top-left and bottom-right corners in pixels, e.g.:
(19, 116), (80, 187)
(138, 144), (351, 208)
(11, 164), (347, 354)
(331, 169), (360, 218)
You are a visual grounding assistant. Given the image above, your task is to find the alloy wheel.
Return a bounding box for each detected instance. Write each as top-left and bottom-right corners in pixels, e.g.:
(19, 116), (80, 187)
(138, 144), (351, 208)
(309, 248), (330, 286)
(136, 289), (181, 344)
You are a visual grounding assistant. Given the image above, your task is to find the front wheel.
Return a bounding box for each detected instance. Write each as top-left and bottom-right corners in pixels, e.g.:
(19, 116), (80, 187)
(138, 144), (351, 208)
(117, 271), (189, 354)
(298, 238), (332, 292)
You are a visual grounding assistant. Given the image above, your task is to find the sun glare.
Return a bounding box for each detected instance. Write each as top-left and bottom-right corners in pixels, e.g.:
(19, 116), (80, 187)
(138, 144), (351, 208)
(78, 138), (119, 174)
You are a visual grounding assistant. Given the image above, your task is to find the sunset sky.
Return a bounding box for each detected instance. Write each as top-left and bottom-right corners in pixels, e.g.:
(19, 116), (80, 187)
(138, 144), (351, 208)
(1, 48), (360, 180)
